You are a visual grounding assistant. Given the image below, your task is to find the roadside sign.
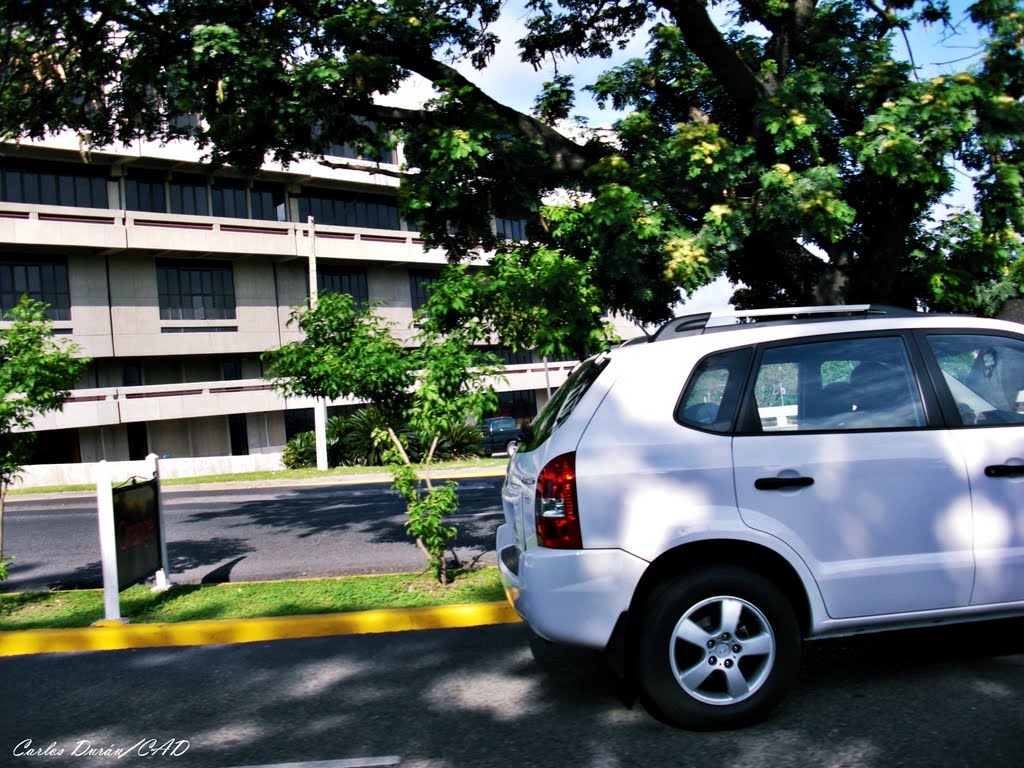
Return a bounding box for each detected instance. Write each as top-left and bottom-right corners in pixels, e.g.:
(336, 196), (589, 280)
(96, 455), (172, 621)
(112, 478), (161, 591)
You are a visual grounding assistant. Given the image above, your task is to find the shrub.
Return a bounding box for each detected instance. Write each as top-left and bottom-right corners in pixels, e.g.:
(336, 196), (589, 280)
(326, 414), (349, 467)
(282, 431), (316, 469)
(343, 407), (419, 465)
(433, 422), (485, 461)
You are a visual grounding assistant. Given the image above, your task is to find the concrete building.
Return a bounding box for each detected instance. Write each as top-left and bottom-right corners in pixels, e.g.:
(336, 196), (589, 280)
(1, 134), (585, 483)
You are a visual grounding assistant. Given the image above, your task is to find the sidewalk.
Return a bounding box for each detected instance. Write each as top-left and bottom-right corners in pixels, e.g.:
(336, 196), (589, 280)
(1, 464), (519, 658)
(9, 462), (508, 499)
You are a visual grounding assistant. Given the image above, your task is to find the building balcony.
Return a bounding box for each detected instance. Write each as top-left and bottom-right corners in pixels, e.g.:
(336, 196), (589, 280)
(28, 361), (577, 432)
(0, 199), (448, 265)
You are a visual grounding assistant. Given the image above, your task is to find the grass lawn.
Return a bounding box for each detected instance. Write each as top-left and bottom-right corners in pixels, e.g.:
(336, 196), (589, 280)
(0, 568), (507, 631)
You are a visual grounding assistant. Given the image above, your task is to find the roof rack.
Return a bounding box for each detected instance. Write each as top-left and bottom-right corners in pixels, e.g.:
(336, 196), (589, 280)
(651, 304), (919, 342)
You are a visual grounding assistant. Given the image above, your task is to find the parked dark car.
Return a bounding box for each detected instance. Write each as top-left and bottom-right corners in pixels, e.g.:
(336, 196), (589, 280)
(478, 417), (522, 455)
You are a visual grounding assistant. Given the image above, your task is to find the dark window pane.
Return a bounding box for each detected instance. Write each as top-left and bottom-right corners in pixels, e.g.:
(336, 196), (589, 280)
(38, 173), (58, 205)
(20, 171), (38, 204)
(318, 266), (369, 307)
(408, 269), (439, 313)
(250, 185), (284, 221)
(1, 169), (16, 201)
(59, 175), (74, 204)
(170, 179), (207, 216)
(74, 176), (92, 205)
(126, 174), (166, 213)
(496, 216), (528, 241)
(294, 190), (400, 230)
(156, 260), (236, 321)
(0, 258), (72, 320)
(90, 177), (107, 207)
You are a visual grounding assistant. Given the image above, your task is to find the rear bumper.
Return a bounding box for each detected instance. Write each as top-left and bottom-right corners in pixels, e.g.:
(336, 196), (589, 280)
(496, 523), (648, 649)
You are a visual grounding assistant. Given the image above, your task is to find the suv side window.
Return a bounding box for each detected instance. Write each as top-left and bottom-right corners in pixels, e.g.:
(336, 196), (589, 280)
(753, 336), (926, 432)
(925, 334), (1024, 426)
(677, 347), (752, 432)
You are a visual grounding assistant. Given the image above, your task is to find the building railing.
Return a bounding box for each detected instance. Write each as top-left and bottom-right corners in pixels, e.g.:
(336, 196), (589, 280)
(28, 361), (579, 432)
(0, 200), (448, 264)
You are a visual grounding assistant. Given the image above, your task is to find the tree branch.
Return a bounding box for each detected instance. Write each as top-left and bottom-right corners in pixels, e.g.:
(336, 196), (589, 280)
(317, 157), (407, 178)
(762, 0), (820, 81)
(657, 0), (772, 110)
(392, 53), (604, 176)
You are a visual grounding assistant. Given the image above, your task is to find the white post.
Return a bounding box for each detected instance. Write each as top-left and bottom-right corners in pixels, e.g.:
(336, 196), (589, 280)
(150, 453), (172, 591)
(314, 401), (329, 471)
(307, 215), (319, 307)
(542, 356), (552, 398)
(95, 460), (121, 622)
(308, 215), (329, 471)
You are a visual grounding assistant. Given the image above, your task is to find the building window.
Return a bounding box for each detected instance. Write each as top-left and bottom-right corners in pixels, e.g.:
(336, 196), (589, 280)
(156, 259), (236, 320)
(495, 215), (528, 241)
(126, 422), (148, 461)
(125, 171), (167, 213)
(318, 266), (369, 307)
(326, 141), (397, 165)
(229, 413), (249, 456)
(169, 176), (208, 216)
(484, 347), (534, 366)
(0, 162), (108, 208)
(324, 120), (397, 165)
(296, 190), (400, 231)
(408, 269), (439, 313)
(211, 182), (248, 219)
(496, 390), (538, 421)
(251, 183), (285, 222)
(211, 180), (285, 221)
(122, 361), (143, 387)
(0, 259), (71, 321)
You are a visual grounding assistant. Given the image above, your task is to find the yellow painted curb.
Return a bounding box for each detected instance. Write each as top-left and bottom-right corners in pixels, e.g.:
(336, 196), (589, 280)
(0, 602), (522, 658)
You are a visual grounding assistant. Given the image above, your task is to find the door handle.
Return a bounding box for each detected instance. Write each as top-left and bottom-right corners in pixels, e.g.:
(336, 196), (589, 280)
(755, 476), (815, 491)
(984, 464), (1024, 478)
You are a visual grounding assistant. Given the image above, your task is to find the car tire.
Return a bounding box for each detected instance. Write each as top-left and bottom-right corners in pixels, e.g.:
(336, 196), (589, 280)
(636, 566), (800, 730)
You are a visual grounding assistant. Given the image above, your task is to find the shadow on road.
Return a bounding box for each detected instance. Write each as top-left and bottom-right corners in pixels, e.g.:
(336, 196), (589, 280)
(4, 618), (1023, 768)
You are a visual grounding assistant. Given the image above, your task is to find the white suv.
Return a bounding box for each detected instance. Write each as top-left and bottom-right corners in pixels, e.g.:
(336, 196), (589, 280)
(496, 305), (1024, 729)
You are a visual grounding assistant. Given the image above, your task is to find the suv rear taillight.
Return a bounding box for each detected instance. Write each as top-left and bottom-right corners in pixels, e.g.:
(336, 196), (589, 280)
(535, 452), (582, 549)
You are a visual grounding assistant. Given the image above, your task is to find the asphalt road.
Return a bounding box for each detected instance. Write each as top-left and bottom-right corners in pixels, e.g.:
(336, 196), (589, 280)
(1, 477), (505, 592)
(3, 619), (1023, 768)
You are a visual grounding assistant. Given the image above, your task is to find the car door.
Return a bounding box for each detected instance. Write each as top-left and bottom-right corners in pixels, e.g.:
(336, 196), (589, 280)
(920, 331), (1024, 605)
(732, 333), (975, 619)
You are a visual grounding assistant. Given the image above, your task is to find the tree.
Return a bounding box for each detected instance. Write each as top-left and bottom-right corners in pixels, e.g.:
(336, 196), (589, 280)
(0, 296), (89, 580)
(2, 1), (1021, 350)
(262, 292), (415, 426)
(262, 293), (501, 582)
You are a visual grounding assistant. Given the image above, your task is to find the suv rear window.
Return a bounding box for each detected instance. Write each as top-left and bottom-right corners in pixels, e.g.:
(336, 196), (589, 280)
(518, 354), (609, 451)
(677, 347), (752, 432)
